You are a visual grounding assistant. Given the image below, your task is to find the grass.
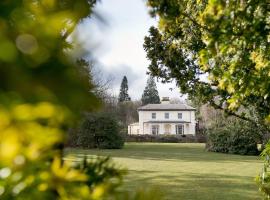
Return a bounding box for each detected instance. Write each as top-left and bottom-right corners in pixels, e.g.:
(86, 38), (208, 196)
(65, 143), (263, 200)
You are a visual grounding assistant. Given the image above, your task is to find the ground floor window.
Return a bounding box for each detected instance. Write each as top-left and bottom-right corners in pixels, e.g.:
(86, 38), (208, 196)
(175, 124), (184, 135)
(151, 125), (159, 135)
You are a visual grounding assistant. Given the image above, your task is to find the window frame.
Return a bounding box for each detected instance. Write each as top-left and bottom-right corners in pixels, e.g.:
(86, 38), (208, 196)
(175, 124), (184, 135)
(164, 112), (169, 119)
(151, 125), (159, 135)
(152, 113), (156, 119)
(178, 113), (182, 119)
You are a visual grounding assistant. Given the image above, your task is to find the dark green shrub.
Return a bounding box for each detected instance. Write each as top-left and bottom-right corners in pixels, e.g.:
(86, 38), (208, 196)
(228, 123), (259, 155)
(126, 134), (157, 142)
(157, 135), (180, 143)
(196, 134), (207, 143)
(125, 134), (202, 143)
(206, 128), (231, 153)
(78, 112), (125, 149)
(184, 134), (197, 143)
(206, 121), (259, 155)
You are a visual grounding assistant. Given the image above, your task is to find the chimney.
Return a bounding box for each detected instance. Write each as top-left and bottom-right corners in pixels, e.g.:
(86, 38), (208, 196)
(161, 97), (170, 104)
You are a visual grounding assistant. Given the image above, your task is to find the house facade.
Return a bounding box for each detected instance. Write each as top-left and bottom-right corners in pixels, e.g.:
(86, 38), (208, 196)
(128, 98), (196, 135)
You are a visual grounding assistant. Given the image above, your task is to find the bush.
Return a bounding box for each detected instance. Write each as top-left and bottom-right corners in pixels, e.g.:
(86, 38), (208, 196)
(157, 135), (180, 143)
(205, 128), (231, 153)
(77, 112), (125, 149)
(196, 134), (207, 143)
(125, 134), (204, 143)
(206, 121), (259, 155)
(228, 127), (259, 156)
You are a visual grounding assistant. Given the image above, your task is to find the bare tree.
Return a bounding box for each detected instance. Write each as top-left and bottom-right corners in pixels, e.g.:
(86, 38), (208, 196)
(170, 97), (186, 104)
(76, 58), (115, 101)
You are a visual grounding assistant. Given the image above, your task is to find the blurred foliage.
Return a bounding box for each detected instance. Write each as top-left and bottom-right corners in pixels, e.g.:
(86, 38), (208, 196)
(0, 0), (99, 111)
(0, 1), (163, 199)
(257, 143), (270, 199)
(0, 0), (131, 199)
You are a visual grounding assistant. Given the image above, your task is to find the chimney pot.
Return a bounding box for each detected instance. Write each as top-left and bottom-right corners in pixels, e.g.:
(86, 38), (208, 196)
(161, 97), (170, 104)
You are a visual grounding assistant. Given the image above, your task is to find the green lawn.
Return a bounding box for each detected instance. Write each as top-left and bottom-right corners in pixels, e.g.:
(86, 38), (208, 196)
(65, 143), (263, 200)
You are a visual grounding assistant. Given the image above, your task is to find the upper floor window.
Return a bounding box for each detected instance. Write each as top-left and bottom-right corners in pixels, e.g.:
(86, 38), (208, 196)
(178, 113), (182, 119)
(165, 113), (169, 119)
(152, 113), (156, 119)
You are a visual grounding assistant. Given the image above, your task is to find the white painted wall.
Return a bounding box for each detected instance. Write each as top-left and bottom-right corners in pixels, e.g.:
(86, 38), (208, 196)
(128, 124), (140, 135)
(138, 110), (196, 135)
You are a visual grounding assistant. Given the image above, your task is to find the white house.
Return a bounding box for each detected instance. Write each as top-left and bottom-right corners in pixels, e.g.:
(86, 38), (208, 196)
(128, 97), (196, 135)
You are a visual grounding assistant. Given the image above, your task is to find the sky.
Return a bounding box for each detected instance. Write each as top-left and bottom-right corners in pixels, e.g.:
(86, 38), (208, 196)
(74, 0), (183, 100)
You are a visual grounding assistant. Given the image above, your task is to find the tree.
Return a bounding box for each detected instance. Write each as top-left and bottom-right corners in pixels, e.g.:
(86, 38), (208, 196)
(118, 76), (131, 102)
(144, 0), (270, 131)
(141, 76), (160, 105)
(77, 58), (115, 101)
(144, 0), (270, 197)
(117, 100), (140, 128)
(170, 97), (185, 104)
(0, 1), (126, 199)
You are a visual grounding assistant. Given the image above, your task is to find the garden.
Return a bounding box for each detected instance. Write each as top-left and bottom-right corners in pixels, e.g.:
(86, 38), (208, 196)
(65, 143), (263, 200)
(1, 0), (270, 200)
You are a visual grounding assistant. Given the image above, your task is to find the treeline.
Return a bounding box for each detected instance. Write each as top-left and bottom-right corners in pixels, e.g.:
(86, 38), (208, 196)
(67, 71), (164, 149)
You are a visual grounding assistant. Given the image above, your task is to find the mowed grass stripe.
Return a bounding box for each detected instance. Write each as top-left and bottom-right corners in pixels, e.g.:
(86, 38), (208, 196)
(65, 143), (263, 200)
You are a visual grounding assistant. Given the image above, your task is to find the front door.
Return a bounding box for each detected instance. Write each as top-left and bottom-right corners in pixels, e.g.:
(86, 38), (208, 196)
(164, 124), (171, 134)
(175, 124), (184, 135)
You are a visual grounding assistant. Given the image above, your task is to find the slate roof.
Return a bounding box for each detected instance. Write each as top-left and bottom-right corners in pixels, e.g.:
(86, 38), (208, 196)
(137, 104), (196, 111)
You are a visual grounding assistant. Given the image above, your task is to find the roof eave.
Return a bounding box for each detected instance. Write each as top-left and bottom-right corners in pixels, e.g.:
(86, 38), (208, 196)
(137, 109), (196, 111)
(144, 121), (191, 123)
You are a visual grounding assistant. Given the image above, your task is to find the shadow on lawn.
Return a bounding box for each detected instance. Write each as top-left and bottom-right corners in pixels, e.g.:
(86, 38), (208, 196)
(64, 143), (262, 200)
(66, 143), (261, 163)
(123, 170), (262, 200)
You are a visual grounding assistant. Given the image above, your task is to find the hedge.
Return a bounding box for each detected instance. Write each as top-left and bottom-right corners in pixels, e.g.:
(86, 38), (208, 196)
(206, 121), (259, 155)
(68, 112), (125, 149)
(126, 134), (206, 143)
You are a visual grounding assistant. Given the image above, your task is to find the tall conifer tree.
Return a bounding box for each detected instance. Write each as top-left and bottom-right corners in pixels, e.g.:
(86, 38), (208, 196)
(141, 76), (160, 105)
(118, 76), (131, 102)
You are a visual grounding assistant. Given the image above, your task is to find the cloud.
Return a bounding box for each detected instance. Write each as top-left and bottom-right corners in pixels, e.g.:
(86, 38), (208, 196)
(94, 62), (145, 99)
(74, 0), (183, 100)
(94, 62), (184, 101)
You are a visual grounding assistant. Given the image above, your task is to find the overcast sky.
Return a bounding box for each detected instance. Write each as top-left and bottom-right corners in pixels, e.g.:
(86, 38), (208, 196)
(74, 0), (183, 100)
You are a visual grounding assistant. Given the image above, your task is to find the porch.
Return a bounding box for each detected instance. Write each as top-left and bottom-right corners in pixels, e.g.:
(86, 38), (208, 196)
(143, 121), (191, 135)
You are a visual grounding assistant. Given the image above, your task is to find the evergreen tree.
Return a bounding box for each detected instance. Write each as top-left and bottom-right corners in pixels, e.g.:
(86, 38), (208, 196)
(118, 76), (131, 102)
(141, 76), (160, 105)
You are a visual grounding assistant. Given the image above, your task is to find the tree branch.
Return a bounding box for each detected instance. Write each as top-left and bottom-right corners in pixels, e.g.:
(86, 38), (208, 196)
(209, 101), (263, 127)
